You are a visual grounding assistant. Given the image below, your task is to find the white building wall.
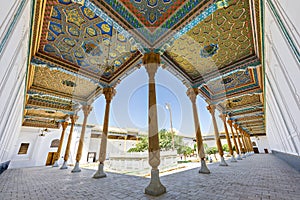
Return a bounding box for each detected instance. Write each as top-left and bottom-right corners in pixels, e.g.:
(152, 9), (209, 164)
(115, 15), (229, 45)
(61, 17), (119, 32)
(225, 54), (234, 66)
(0, 0), (31, 165)
(88, 138), (138, 161)
(265, 0), (300, 156)
(9, 125), (92, 168)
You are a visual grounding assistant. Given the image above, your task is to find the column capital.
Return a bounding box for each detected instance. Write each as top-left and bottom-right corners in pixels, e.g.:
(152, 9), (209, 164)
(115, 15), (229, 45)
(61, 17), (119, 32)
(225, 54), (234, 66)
(207, 104), (216, 115)
(142, 52), (160, 65)
(103, 87), (116, 102)
(61, 121), (69, 130)
(143, 52), (160, 80)
(82, 105), (93, 117)
(239, 127), (243, 133)
(219, 114), (227, 122)
(186, 88), (199, 103)
(234, 123), (239, 129)
(70, 115), (79, 124)
(227, 119), (233, 126)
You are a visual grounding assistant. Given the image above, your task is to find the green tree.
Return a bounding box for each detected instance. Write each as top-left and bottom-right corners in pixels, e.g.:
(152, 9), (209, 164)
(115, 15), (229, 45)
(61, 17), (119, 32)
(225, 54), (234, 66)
(205, 146), (218, 161)
(128, 129), (184, 152)
(128, 136), (148, 152)
(193, 143), (208, 154)
(222, 144), (229, 152)
(177, 146), (193, 160)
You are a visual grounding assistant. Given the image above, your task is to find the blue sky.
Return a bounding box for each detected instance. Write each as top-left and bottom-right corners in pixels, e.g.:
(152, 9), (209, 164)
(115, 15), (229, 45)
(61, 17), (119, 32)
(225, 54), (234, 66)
(81, 66), (224, 137)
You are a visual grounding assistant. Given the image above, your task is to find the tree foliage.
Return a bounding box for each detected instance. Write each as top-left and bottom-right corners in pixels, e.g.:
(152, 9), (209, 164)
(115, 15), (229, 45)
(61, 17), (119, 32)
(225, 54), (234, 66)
(127, 129), (189, 153)
(177, 146), (193, 156)
(127, 136), (148, 152)
(205, 147), (218, 155)
(205, 146), (218, 161)
(222, 144), (229, 152)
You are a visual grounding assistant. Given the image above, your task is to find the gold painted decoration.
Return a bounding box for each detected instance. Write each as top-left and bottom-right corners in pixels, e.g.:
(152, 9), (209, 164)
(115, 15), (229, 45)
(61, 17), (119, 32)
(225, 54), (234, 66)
(32, 67), (99, 99)
(166, 0), (255, 79)
(65, 9), (85, 27)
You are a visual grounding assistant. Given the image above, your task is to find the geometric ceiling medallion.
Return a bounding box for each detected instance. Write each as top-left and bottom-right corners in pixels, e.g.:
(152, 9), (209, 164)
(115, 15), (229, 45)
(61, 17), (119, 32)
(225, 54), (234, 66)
(62, 80), (77, 87)
(200, 43), (219, 58)
(65, 9), (85, 27)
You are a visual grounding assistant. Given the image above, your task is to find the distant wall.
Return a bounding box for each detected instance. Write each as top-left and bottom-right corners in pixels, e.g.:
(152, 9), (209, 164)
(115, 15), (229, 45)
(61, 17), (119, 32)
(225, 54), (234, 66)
(88, 138), (137, 161)
(265, 0), (300, 156)
(0, 0), (31, 169)
(9, 126), (92, 169)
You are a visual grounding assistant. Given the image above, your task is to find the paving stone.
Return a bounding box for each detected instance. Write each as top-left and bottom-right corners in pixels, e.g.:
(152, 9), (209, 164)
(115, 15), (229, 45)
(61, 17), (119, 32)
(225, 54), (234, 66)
(0, 154), (299, 199)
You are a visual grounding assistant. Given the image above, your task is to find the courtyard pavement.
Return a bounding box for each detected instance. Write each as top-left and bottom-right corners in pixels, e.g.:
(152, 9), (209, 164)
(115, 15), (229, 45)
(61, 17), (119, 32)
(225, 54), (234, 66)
(0, 154), (300, 200)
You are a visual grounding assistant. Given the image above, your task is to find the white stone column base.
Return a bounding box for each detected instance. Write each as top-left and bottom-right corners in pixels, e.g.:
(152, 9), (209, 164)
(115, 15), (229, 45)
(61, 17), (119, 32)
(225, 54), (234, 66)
(145, 169), (166, 196)
(199, 159), (210, 174)
(242, 154), (247, 158)
(93, 163), (107, 178)
(230, 155), (237, 162)
(219, 157), (228, 166)
(52, 161), (59, 167)
(71, 162), (81, 173)
(236, 154), (242, 160)
(60, 161), (68, 169)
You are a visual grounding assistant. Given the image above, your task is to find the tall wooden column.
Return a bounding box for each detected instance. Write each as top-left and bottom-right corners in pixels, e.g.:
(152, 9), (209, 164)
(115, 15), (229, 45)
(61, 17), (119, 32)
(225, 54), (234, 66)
(61, 114), (79, 169)
(240, 128), (249, 156)
(93, 88), (116, 178)
(72, 105), (92, 173)
(234, 124), (244, 154)
(247, 134), (254, 154)
(53, 121), (69, 167)
(220, 114), (236, 162)
(207, 105), (228, 166)
(143, 52), (166, 196)
(187, 88), (210, 174)
(228, 120), (242, 160)
(227, 120), (242, 160)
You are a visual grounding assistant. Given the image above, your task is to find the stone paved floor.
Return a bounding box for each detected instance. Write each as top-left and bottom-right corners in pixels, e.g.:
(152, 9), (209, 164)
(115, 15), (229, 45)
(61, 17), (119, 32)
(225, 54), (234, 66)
(0, 154), (300, 200)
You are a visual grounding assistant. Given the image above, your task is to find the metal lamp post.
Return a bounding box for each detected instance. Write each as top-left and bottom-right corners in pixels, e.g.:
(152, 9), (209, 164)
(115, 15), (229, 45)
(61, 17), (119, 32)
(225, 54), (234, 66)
(165, 103), (175, 150)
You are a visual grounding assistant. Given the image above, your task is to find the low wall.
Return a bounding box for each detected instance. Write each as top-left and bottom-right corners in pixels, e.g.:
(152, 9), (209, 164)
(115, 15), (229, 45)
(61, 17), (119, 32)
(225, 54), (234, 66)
(0, 160), (10, 174)
(108, 151), (177, 174)
(272, 150), (300, 172)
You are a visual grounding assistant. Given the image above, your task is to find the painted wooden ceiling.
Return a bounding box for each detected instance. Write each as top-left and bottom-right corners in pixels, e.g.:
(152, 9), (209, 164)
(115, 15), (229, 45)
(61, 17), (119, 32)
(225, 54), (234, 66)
(24, 0), (265, 136)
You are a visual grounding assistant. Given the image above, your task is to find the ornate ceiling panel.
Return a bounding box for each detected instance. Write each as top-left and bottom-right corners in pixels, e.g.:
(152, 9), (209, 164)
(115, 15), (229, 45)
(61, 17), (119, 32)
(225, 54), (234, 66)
(93, 0), (217, 45)
(25, 94), (75, 113)
(38, 0), (139, 79)
(165, 0), (257, 81)
(199, 67), (261, 102)
(220, 93), (262, 110)
(25, 109), (67, 120)
(23, 0), (264, 135)
(31, 66), (101, 100)
(118, 0), (185, 30)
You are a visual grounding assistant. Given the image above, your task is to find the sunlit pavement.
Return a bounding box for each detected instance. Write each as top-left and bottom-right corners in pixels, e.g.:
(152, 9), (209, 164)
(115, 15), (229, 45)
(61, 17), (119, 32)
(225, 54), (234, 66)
(1, 154), (300, 200)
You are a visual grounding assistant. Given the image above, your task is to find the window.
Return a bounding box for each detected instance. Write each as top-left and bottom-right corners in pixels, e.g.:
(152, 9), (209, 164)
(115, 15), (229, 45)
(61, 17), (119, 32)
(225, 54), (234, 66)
(50, 139), (60, 148)
(18, 143), (29, 154)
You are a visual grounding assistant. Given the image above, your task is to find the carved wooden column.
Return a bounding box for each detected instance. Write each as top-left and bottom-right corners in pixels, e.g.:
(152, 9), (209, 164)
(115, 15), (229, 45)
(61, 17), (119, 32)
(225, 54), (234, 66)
(244, 130), (251, 155)
(207, 105), (228, 166)
(143, 52), (166, 196)
(61, 114), (79, 169)
(247, 134), (254, 154)
(234, 124), (246, 158)
(187, 88), (210, 174)
(53, 121), (69, 167)
(93, 88), (116, 178)
(240, 128), (249, 156)
(72, 105), (92, 173)
(228, 120), (242, 160)
(220, 114), (236, 162)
